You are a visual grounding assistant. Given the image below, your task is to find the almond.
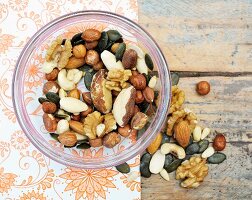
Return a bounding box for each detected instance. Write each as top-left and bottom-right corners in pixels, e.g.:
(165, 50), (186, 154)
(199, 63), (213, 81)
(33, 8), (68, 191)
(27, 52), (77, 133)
(112, 86), (136, 127)
(65, 56), (85, 69)
(122, 49), (138, 69)
(90, 69), (112, 114)
(69, 120), (84, 135)
(58, 131), (77, 147)
(82, 29), (101, 42)
(174, 121), (191, 148)
(147, 132), (162, 154)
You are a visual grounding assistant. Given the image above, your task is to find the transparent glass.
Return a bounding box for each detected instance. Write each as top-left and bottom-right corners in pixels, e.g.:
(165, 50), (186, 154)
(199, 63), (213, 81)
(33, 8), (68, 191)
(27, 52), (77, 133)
(12, 11), (171, 169)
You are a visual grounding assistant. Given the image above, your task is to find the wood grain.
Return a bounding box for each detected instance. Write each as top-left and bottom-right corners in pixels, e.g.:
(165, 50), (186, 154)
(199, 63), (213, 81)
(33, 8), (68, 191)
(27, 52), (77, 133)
(138, 0), (252, 72)
(141, 76), (252, 199)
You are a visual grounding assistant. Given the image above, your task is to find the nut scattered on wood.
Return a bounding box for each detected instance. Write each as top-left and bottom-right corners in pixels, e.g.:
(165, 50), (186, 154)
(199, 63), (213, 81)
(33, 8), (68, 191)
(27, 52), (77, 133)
(174, 121), (191, 148)
(213, 133), (226, 151)
(169, 86), (185, 114)
(176, 156), (208, 188)
(196, 81), (210, 95)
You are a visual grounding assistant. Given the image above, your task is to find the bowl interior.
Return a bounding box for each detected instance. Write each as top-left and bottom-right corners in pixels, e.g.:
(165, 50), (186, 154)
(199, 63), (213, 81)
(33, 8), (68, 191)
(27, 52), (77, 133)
(13, 11), (170, 169)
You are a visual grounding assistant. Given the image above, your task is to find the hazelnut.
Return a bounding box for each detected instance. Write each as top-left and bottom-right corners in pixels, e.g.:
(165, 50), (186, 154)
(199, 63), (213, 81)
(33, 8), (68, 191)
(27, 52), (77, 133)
(122, 49), (138, 69)
(82, 92), (92, 105)
(143, 87), (154, 103)
(85, 41), (98, 50)
(71, 114), (81, 121)
(42, 102), (57, 114)
(118, 124), (133, 137)
(103, 132), (121, 148)
(135, 90), (145, 104)
(131, 112), (148, 130)
(133, 105), (140, 115)
(89, 138), (103, 147)
(111, 43), (120, 53)
(85, 50), (99, 66)
(80, 106), (93, 118)
(43, 81), (60, 94)
(45, 68), (59, 81)
(73, 44), (86, 58)
(213, 133), (226, 151)
(93, 60), (104, 71)
(129, 74), (146, 90)
(68, 89), (80, 99)
(196, 81), (210, 95)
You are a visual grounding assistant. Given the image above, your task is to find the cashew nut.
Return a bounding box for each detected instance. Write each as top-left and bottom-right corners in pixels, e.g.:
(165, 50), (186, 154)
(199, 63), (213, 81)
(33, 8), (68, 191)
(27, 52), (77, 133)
(42, 61), (57, 73)
(59, 88), (67, 99)
(101, 50), (124, 71)
(160, 143), (186, 159)
(136, 58), (148, 74)
(60, 97), (88, 113)
(66, 69), (76, 81)
(58, 69), (75, 91)
(56, 119), (69, 134)
(72, 70), (83, 84)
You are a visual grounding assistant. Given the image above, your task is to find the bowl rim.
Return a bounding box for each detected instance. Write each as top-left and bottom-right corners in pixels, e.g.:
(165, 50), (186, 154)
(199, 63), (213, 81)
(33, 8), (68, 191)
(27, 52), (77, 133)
(12, 10), (171, 169)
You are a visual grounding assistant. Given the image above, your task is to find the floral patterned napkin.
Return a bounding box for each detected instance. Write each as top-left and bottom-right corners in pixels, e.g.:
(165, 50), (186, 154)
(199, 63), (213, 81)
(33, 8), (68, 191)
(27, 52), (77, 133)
(0, 0), (140, 199)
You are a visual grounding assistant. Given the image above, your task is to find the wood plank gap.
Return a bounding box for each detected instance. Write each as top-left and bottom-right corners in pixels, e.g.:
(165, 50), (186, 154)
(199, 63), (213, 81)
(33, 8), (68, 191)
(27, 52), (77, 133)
(171, 71), (252, 77)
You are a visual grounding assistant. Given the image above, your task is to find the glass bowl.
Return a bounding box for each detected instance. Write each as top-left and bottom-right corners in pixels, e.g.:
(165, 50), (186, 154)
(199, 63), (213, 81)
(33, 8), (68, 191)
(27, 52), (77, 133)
(12, 10), (171, 169)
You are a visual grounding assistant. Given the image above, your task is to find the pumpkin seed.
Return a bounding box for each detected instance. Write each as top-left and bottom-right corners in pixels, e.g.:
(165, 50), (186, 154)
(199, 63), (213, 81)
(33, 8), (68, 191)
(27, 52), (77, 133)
(143, 73), (151, 84)
(71, 32), (84, 46)
(140, 160), (151, 177)
(46, 92), (60, 104)
(207, 152), (226, 164)
(188, 136), (193, 145)
(115, 43), (126, 61)
(138, 101), (149, 112)
(77, 139), (89, 144)
(49, 133), (59, 141)
(84, 70), (95, 90)
(78, 64), (92, 73)
(116, 162), (130, 174)
(186, 143), (200, 155)
(161, 134), (171, 145)
(98, 31), (108, 52)
(164, 159), (182, 173)
(164, 154), (173, 169)
(105, 40), (114, 50)
(38, 97), (49, 104)
(171, 72), (179, 86)
(76, 143), (91, 149)
(61, 39), (66, 45)
(107, 30), (122, 42)
(73, 40), (85, 46)
(198, 139), (209, 153)
(145, 54), (154, 70)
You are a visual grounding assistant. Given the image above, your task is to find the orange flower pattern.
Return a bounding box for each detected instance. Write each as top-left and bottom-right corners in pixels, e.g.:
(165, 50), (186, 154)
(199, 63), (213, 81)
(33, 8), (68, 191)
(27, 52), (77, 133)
(20, 190), (46, 200)
(0, 167), (17, 193)
(0, 0), (139, 199)
(11, 130), (30, 150)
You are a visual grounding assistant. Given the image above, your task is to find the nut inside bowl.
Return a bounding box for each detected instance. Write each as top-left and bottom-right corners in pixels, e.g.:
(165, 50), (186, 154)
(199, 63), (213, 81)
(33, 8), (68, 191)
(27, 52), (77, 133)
(12, 10), (171, 169)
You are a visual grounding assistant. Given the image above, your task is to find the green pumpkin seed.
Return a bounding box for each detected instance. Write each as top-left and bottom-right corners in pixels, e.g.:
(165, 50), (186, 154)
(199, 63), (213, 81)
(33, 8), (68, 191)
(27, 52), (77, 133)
(188, 136), (193, 145)
(105, 40), (114, 50)
(164, 159), (182, 173)
(143, 73), (151, 84)
(107, 30), (122, 42)
(207, 152), (226, 164)
(115, 43), (126, 61)
(140, 153), (152, 178)
(138, 101), (149, 112)
(161, 134), (170, 145)
(164, 154), (173, 169)
(145, 54), (154, 70)
(76, 143), (91, 149)
(49, 133), (59, 141)
(84, 70), (95, 91)
(46, 92), (60, 104)
(38, 97), (49, 104)
(116, 162), (130, 174)
(77, 139), (89, 144)
(171, 72), (179, 86)
(98, 31), (108, 52)
(186, 143), (200, 155)
(198, 140), (209, 153)
(78, 64), (92, 73)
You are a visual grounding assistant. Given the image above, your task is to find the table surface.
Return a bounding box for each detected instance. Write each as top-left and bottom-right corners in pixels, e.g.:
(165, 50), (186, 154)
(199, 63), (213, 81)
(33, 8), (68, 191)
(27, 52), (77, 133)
(138, 0), (252, 199)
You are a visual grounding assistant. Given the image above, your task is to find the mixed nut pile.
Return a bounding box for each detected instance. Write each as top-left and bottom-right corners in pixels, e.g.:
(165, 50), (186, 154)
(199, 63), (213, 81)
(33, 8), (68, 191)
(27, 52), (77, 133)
(39, 28), (159, 149)
(138, 77), (227, 188)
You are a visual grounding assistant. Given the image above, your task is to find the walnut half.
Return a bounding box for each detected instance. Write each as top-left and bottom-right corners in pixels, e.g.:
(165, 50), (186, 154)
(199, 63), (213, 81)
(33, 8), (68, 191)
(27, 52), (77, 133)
(176, 156), (209, 188)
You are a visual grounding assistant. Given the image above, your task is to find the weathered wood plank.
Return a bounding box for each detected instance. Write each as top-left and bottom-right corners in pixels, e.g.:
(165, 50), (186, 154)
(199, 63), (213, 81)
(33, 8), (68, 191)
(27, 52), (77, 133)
(142, 143), (252, 200)
(176, 76), (252, 142)
(138, 0), (252, 72)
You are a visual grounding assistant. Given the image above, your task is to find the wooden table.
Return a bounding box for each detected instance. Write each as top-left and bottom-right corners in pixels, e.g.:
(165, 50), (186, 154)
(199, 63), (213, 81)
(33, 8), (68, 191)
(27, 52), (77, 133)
(138, 1), (252, 199)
